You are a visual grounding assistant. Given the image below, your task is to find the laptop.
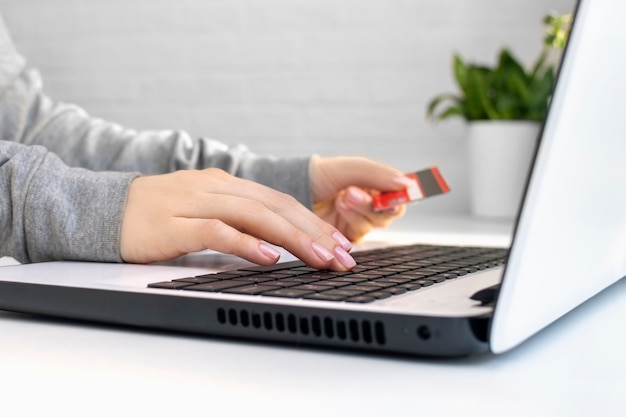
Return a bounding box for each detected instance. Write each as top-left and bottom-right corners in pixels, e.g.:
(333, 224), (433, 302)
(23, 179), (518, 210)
(0, 0), (624, 358)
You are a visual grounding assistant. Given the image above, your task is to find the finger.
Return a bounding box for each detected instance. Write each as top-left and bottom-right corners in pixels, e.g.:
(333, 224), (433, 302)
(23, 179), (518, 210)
(125, 215), (283, 266)
(178, 218), (283, 266)
(334, 196), (374, 242)
(334, 190), (404, 242)
(312, 156), (414, 202)
(341, 186), (406, 227)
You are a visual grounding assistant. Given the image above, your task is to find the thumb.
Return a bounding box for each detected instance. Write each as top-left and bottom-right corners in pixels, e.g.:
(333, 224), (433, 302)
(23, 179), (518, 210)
(311, 156), (413, 202)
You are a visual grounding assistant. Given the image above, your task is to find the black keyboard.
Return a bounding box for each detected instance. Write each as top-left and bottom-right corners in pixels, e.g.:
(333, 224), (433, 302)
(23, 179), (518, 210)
(148, 244), (508, 303)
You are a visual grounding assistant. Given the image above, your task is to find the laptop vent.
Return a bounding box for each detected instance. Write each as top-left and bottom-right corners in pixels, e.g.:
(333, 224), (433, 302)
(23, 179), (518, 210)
(216, 308), (386, 346)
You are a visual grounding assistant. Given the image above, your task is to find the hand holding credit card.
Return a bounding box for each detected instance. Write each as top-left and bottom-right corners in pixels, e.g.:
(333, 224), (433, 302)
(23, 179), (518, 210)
(372, 166), (450, 211)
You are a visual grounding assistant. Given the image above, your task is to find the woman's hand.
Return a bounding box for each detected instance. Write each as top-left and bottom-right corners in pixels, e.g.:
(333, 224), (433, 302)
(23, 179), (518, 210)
(310, 156), (410, 242)
(120, 168), (356, 271)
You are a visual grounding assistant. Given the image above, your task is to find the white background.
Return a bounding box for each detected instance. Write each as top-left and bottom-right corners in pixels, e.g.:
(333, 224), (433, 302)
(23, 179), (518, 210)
(0, 0), (575, 214)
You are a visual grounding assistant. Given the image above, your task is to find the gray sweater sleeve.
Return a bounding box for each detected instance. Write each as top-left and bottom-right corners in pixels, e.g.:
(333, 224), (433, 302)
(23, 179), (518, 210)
(0, 13), (312, 263)
(0, 142), (136, 263)
(2, 68), (312, 204)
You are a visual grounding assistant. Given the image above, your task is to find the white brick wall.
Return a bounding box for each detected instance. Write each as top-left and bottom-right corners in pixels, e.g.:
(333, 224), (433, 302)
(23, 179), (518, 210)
(0, 0), (575, 214)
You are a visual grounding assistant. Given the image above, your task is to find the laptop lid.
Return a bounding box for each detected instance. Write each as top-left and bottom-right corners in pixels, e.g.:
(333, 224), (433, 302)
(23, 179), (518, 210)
(490, 0), (626, 353)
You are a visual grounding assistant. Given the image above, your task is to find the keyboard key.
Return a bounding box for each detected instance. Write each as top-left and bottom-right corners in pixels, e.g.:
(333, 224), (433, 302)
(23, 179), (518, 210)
(303, 293), (347, 302)
(373, 277), (413, 284)
(274, 276), (323, 284)
(319, 288), (366, 298)
(384, 287), (408, 295)
(174, 276), (218, 284)
(262, 288), (316, 298)
(330, 276), (370, 283)
(290, 284), (337, 292)
(318, 280), (352, 288)
(238, 260), (305, 272)
(148, 281), (196, 289)
(398, 283), (423, 291)
(232, 276), (277, 283)
(267, 280), (302, 288)
(220, 270), (262, 277)
(367, 291), (393, 300)
(345, 295), (377, 303)
(343, 284), (382, 292)
(184, 280), (249, 292)
(195, 273), (239, 280)
(437, 273), (459, 279)
(356, 281), (396, 289)
(223, 284), (281, 295)
(425, 275), (447, 283)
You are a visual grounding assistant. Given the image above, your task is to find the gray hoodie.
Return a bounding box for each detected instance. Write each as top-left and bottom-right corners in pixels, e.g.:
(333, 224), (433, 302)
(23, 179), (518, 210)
(0, 13), (311, 264)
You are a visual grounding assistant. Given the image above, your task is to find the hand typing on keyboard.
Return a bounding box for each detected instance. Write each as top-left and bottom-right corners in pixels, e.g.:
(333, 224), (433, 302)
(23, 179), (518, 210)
(120, 157), (410, 271)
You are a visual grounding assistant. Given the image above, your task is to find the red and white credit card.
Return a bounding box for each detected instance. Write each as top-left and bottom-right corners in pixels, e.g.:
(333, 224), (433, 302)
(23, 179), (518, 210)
(372, 166), (450, 211)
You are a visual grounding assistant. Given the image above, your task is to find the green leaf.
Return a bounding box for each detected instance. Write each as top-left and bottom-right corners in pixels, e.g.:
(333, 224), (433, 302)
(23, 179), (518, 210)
(507, 70), (532, 107)
(452, 54), (471, 96)
(426, 93), (462, 120)
(529, 50), (548, 82)
(438, 106), (466, 121)
(494, 94), (521, 119)
(527, 67), (554, 120)
(499, 49), (529, 85)
(467, 66), (499, 119)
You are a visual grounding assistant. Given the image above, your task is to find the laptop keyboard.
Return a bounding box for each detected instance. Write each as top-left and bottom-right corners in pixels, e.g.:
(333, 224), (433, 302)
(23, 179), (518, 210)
(148, 244), (508, 304)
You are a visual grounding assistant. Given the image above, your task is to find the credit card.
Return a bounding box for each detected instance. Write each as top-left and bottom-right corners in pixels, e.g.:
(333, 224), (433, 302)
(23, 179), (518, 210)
(372, 166), (450, 211)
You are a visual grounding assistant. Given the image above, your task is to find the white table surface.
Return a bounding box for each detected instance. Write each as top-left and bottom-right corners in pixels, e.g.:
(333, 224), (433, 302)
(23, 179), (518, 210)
(1, 213), (624, 417)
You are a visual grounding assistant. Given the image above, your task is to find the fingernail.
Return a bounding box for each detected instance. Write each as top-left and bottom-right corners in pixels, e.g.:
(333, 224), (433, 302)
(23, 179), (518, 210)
(383, 205), (402, 214)
(312, 242), (335, 262)
(393, 175), (414, 188)
(259, 243), (280, 261)
(336, 197), (350, 211)
(332, 231), (352, 251)
(346, 187), (365, 204)
(334, 247), (356, 269)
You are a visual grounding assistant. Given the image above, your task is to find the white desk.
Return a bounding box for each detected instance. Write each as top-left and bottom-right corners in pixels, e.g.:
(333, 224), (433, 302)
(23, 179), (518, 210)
(1, 214), (624, 417)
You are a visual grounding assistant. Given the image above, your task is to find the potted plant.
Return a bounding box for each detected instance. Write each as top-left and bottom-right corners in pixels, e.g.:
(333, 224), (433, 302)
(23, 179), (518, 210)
(426, 12), (572, 219)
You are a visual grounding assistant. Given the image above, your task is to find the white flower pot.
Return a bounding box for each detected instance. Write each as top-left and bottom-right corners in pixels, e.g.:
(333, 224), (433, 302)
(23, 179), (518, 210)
(468, 120), (540, 219)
